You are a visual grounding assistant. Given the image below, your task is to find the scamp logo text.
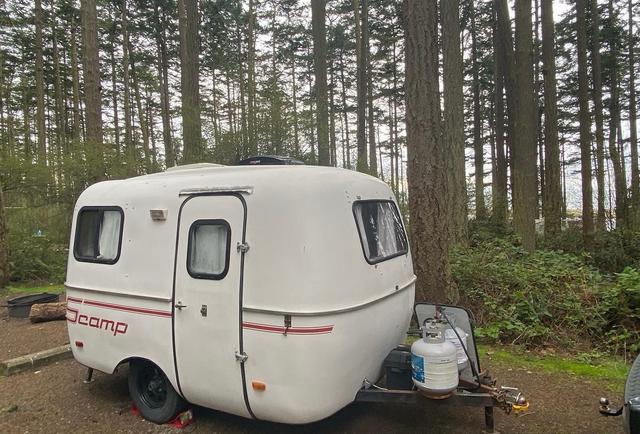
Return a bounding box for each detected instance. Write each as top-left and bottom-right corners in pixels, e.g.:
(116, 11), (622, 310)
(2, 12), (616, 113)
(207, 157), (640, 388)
(66, 307), (128, 336)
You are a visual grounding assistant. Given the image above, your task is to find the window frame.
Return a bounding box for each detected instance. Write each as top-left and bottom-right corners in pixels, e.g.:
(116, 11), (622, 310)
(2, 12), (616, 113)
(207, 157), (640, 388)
(73, 206), (125, 265)
(352, 199), (409, 265)
(186, 219), (232, 280)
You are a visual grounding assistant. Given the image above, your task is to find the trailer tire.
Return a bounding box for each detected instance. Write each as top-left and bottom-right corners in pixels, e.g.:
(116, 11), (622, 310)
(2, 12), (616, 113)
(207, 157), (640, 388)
(128, 360), (185, 424)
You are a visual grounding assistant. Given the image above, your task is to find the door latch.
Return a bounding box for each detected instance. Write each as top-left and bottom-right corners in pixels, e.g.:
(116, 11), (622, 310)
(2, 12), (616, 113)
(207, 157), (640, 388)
(235, 351), (248, 363)
(200, 304), (207, 317)
(237, 242), (250, 253)
(174, 301), (187, 310)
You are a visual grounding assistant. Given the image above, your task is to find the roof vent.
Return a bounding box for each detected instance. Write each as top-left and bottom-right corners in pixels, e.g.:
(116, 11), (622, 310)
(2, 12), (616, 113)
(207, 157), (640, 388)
(237, 155), (304, 166)
(165, 163), (225, 172)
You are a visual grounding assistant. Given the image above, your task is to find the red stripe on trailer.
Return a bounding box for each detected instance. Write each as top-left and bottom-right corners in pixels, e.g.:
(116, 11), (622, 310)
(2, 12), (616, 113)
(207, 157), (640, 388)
(66, 296), (172, 318)
(242, 321), (333, 335)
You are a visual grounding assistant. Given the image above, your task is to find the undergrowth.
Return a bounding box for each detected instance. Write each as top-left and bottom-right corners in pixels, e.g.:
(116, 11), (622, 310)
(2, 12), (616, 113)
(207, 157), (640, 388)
(454, 227), (640, 356)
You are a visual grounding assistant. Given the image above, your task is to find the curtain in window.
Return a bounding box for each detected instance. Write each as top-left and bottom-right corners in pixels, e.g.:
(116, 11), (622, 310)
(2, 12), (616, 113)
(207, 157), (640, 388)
(98, 211), (122, 260)
(376, 202), (400, 257)
(190, 224), (228, 275)
(354, 201), (407, 262)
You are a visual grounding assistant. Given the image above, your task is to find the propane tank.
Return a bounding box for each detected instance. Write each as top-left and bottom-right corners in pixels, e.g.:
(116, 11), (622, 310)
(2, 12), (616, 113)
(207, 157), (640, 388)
(443, 315), (469, 372)
(411, 320), (459, 397)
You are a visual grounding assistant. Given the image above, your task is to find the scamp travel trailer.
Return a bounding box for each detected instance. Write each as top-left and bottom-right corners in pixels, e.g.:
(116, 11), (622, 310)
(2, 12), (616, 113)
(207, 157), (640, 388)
(65, 162), (415, 424)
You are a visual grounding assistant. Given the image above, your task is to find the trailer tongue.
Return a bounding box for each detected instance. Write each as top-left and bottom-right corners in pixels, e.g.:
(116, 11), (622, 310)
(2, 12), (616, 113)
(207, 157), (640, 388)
(354, 303), (530, 433)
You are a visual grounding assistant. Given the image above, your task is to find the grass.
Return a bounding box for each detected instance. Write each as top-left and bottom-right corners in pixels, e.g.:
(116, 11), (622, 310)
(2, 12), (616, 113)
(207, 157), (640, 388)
(478, 344), (629, 393)
(406, 335), (629, 392)
(3, 282), (65, 295)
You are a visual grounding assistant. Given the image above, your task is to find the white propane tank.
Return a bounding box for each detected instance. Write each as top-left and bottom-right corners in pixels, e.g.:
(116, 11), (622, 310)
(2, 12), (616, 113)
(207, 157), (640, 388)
(411, 320), (459, 397)
(444, 323), (469, 372)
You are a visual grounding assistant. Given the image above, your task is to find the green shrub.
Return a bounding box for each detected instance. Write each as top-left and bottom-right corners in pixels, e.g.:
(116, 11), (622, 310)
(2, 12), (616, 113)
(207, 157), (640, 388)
(7, 230), (67, 283)
(452, 237), (605, 348)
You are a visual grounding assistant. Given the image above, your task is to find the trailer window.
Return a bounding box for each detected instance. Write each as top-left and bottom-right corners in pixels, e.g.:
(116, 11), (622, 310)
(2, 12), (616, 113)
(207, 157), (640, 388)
(353, 201), (408, 264)
(74, 207), (124, 264)
(187, 220), (231, 280)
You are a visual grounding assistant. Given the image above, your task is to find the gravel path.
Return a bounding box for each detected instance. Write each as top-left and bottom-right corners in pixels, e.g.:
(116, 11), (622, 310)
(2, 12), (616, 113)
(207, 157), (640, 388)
(0, 293), (69, 360)
(0, 356), (623, 433)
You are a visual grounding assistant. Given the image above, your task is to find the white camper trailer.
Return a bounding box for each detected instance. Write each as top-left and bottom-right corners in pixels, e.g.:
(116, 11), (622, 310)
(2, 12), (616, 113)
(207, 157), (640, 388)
(65, 163), (415, 424)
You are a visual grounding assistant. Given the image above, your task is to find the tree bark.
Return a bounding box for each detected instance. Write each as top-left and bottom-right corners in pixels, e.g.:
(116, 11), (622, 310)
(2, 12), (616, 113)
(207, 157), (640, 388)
(512, 0), (538, 251)
(154, 0), (174, 167)
(492, 4), (508, 228)
(354, 0), (368, 173)
(577, 0), (595, 247)
(404, 0), (455, 304)
(471, 1), (486, 221)
(311, 0), (330, 166)
(363, 0), (376, 175)
(590, 0), (606, 231)
(0, 183), (8, 288)
(121, 0), (134, 172)
(178, 0), (203, 163)
(246, 0), (257, 155)
(70, 17), (82, 144)
(629, 0), (639, 228)
(80, 0), (105, 182)
(541, 0), (562, 239)
(607, 0), (627, 227)
(34, 0), (47, 168)
(29, 302), (67, 323)
(442, 0), (467, 244)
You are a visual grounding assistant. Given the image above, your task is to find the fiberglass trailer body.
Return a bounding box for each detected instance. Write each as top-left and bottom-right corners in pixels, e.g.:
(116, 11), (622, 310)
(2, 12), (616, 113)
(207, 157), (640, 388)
(65, 164), (415, 424)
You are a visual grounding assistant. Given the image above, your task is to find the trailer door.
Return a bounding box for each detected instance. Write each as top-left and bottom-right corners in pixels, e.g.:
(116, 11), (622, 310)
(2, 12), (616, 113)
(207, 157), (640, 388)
(173, 194), (249, 417)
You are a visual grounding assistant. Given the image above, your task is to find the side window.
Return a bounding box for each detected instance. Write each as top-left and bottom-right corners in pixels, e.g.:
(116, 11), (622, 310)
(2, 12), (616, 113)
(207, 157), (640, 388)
(353, 201), (408, 264)
(74, 207), (124, 264)
(187, 220), (231, 280)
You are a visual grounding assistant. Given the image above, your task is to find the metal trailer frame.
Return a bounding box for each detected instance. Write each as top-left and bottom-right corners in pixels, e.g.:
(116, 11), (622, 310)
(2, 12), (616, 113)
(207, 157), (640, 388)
(354, 382), (516, 433)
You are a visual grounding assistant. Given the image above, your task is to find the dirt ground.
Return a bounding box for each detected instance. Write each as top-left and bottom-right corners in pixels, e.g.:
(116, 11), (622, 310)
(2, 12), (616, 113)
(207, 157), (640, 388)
(0, 293), (69, 359)
(0, 355), (624, 434)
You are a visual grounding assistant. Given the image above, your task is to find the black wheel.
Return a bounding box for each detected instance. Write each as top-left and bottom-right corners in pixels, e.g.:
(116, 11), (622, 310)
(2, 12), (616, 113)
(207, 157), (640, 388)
(128, 360), (186, 424)
(625, 354), (640, 434)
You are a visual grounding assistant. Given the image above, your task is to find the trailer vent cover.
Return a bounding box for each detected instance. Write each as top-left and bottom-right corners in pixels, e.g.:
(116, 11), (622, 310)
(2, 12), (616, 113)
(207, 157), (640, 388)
(150, 209), (168, 221)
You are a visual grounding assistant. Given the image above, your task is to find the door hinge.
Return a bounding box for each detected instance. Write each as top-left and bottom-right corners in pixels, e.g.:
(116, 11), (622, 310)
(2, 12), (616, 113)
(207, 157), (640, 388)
(237, 242), (250, 253)
(235, 351), (248, 363)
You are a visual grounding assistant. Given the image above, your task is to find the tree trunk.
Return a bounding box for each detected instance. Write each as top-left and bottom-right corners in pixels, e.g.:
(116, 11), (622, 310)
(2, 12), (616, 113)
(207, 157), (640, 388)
(154, 0), (174, 167)
(512, 0), (538, 251)
(109, 35), (121, 156)
(363, 0), (376, 175)
(178, 0), (203, 163)
(0, 183), (8, 288)
(492, 4), (508, 228)
(339, 48), (351, 169)
(29, 302), (67, 323)
(131, 54), (151, 173)
(495, 0), (518, 226)
(354, 0), (368, 173)
(442, 0), (467, 244)
(629, 0), (639, 228)
(541, 0), (562, 239)
(80, 0), (105, 182)
(121, 0), (134, 172)
(608, 0), (627, 227)
(246, 0), (257, 155)
(70, 18), (82, 144)
(471, 1), (486, 221)
(34, 0), (46, 167)
(311, 0), (330, 166)
(590, 0), (606, 231)
(404, 0), (455, 304)
(577, 0), (594, 247)
(291, 51), (300, 157)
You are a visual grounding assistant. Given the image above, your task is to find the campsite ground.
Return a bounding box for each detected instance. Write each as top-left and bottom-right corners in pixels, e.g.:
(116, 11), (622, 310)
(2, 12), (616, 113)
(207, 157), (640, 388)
(0, 288), (628, 433)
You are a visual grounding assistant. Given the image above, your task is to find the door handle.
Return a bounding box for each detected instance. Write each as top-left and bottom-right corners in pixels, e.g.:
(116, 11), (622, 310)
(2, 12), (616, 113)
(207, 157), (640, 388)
(174, 301), (187, 310)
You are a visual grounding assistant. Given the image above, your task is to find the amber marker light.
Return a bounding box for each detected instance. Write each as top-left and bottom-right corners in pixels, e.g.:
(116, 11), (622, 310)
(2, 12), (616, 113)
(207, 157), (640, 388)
(252, 381), (266, 391)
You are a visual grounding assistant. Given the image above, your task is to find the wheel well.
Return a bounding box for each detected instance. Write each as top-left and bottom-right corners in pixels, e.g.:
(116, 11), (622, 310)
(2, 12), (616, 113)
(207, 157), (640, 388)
(115, 356), (155, 372)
